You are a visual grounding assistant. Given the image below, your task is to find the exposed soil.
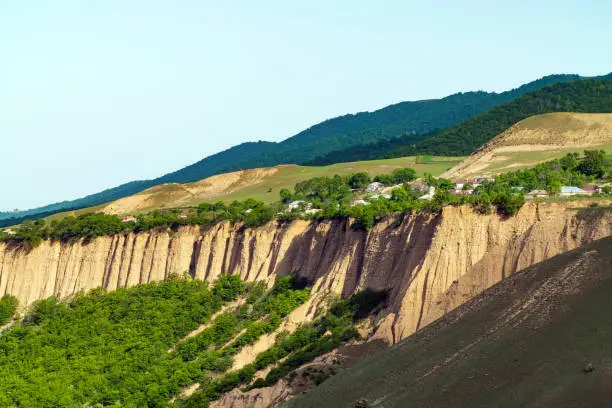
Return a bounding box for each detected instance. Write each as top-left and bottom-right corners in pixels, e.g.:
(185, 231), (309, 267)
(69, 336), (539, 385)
(443, 112), (612, 179)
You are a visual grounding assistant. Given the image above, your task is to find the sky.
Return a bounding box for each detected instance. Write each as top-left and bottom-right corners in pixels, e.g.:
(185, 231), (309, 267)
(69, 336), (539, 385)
(1, 0), (611, 210)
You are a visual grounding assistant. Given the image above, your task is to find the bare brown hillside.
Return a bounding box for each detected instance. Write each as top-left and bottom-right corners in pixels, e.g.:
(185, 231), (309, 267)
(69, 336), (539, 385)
(102, 167), (279, 214)
(443, 112), (612, 179)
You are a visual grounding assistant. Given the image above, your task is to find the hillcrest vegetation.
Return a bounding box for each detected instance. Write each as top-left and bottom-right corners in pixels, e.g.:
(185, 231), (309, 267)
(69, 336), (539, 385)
(1, 150), (611, 247)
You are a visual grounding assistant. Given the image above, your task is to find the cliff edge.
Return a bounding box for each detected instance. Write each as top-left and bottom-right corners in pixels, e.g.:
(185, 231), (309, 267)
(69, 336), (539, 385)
(1, 201), (610, 343)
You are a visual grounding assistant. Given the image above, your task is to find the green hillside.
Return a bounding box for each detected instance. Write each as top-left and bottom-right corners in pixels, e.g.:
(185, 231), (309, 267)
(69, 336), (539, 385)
(309, 77), (612, 164)
(285, 234), (612, 408)
(153, 74), (595, 179)
(0, 273), (385, 407)
(2, 74), (599, 227)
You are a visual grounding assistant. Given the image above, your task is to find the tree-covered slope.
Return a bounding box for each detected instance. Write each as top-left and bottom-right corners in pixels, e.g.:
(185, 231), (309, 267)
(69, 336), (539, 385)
(309, 77), (612, 164)
(398, 78), (612, 156)
(212, 74), (586, 172)
(2, 73), (605, 226)
(0, 271), (385, 407)
(0, 275), (310, 407)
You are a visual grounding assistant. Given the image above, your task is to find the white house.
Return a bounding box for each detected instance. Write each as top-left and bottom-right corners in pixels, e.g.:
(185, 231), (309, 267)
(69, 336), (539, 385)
(304, 208), (321, 215)
(525, 189), (548, 199)
(365, 182), (384, 193)
(560, 186), (586, 197)
(287, 200), (305, 210)
(350, 199), (368, 206)
(121, 215), (137, 223)
(368, 193), (391, 200)
(418, 186), (436, 201)
(454, 179), (468, 191)
(3, 228), (16, 235)
(178, 211), (190, 218)
(287, 200), (313, 212)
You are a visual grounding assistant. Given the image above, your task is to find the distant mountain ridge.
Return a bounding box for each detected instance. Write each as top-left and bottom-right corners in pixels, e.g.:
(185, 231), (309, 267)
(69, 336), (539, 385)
(1, 73), (606, 226)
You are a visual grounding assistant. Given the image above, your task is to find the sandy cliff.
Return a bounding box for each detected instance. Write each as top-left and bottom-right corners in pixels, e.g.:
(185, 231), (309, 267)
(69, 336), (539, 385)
(1, 201), (610, 342)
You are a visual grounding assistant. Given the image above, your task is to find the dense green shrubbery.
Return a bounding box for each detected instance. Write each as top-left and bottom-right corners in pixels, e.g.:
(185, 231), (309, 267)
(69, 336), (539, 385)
(0, 295), (18, 326)
(492, 151), (607, 191)
(198, 199), (276, 228)
(0, 199), (277, 247)
(173, 275), (310, 363)
(178, 289), (387, 407)
(0, 274), (250, 407)
(0, 274), (314, 408)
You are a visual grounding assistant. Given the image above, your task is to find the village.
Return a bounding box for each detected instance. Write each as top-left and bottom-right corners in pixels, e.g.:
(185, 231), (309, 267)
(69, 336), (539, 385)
(281, 175), (611, 216)
(3, 176), (609, 238)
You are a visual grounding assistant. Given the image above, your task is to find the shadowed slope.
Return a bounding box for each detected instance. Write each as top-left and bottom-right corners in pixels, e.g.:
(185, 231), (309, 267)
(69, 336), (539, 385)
(286, 236), (612, 408)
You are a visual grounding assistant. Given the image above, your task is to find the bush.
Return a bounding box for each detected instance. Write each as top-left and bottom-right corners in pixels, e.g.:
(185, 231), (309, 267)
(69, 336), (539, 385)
(391, 168), (417, 184)
(346, 172), (372, 189)
(0, 295), (18, 325)
(492, 192), (525, 216)
(213, 274), (245, 301)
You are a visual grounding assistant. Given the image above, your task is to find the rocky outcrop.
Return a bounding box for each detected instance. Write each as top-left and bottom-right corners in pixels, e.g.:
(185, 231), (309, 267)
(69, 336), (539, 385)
(1, 201), (610, 342)
(210, 379), (293, 408)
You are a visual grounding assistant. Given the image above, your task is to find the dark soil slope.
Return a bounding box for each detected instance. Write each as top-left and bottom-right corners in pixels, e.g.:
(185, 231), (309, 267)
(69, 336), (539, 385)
(286, 236), (612, 408)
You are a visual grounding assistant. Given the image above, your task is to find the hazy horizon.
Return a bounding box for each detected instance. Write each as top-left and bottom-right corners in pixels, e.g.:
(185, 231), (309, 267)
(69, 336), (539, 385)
(2, 0), (611, 211)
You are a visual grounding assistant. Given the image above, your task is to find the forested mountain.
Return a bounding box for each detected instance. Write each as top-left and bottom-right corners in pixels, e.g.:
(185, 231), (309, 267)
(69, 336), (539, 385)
(211, 74), (586, 172)
(2, 73), (605, 226)
(155, 141), (276, 184)
(309, 76), (612, 164)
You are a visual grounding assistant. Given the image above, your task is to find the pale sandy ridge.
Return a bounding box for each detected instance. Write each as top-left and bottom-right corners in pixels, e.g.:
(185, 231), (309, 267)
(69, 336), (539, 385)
(103, 167), (279, 214)
(443, 112), (612, 180)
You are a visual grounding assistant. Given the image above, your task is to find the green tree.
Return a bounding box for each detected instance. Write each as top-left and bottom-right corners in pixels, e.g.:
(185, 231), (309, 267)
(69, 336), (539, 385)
(436, 178), (455, 191)
(391, 168), (417, 184)
(373, 174), (394, 186)
(492, 192), (525, 216)
(546, 180), (562, 196)
(0, 295), (18, 325)
(560, 152), (579, 171)
(279, 188), (293, 203)
(390, 187), (410, 202)
(578, 150), (606, 178)
(346, 172), (371, 189)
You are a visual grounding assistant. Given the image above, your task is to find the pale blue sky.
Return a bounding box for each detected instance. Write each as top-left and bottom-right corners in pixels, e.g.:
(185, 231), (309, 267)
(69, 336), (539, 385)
(1, 0), (611, 210)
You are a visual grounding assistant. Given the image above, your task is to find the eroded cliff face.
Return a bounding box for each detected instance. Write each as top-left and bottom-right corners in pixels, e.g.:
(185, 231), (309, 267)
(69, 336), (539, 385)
(1, 201), (610, 342)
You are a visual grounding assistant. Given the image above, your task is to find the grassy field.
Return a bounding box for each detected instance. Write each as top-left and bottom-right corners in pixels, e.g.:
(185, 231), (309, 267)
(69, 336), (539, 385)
(285, 236), (612, 408)
(481, 143), (612, 174)
(48, 155), (464, 216)
(208, 156), (462, 204)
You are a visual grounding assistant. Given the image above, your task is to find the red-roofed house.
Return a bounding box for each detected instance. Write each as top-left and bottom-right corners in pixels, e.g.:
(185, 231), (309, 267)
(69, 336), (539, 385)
(122, 215), (137, 223)
(581, 185), (600, 196)
(178, 211), (190, 219)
